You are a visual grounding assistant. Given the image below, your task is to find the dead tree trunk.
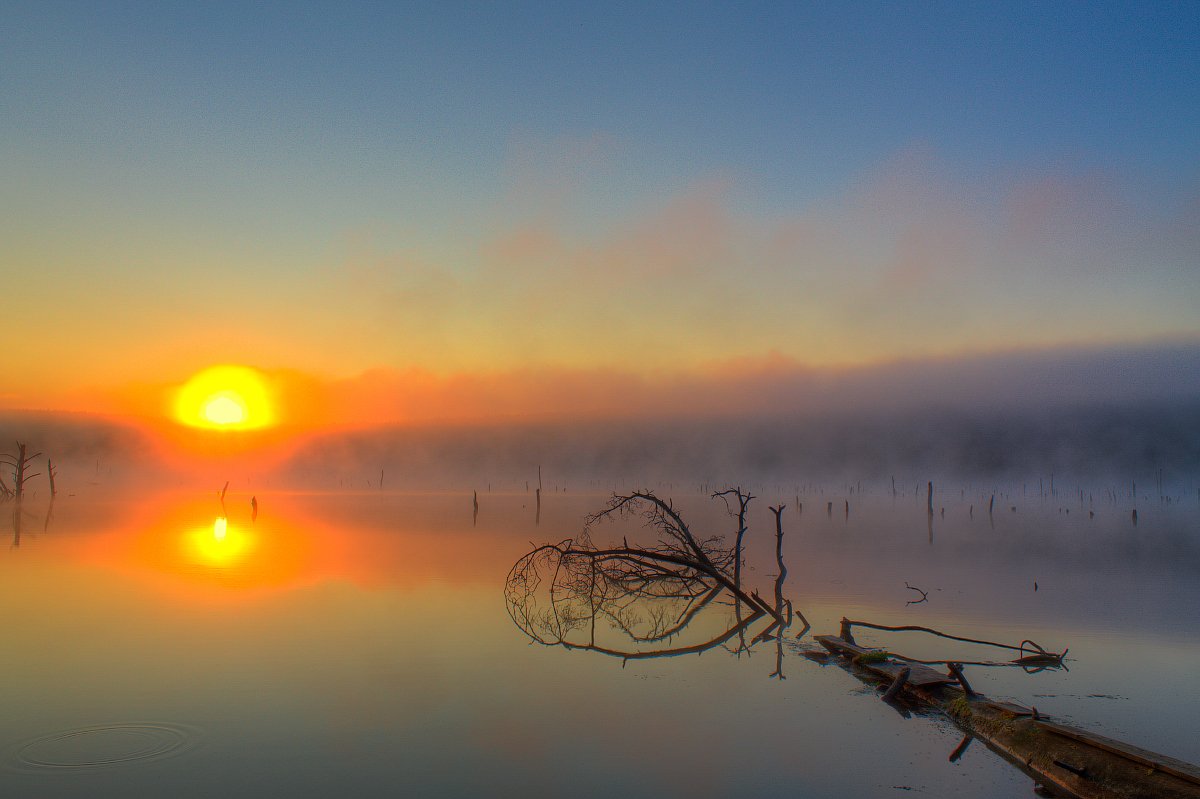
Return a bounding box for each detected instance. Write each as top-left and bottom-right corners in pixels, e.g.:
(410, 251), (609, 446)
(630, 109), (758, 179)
(1, 442), (43, 500)
(714, 487), (753, 592)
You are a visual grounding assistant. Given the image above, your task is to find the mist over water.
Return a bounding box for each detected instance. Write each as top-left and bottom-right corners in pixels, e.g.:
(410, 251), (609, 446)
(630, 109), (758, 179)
(4, 341), (1197, 495)
(276, 399), (1200, 490)
(3, 401), (1199, 498)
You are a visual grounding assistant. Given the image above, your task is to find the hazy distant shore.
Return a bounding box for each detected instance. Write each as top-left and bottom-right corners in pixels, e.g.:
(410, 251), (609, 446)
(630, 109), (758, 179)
(3, 397), (1198, 494)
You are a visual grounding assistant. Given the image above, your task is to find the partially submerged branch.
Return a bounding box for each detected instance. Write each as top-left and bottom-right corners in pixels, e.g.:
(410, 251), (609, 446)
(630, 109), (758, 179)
(508, 489), (794, 661)
(904, 582), (929, 605)
(840, 618), (1067, 664)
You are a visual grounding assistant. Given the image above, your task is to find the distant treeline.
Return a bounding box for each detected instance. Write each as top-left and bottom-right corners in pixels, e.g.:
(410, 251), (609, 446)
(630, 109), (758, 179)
(279, 399), (1200, 489)
(0, 411), (150, 461)
(3, 400), (1198, 491)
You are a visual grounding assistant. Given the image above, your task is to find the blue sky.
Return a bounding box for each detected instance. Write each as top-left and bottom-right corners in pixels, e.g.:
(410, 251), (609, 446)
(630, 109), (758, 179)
(2, 2), (1198, 411)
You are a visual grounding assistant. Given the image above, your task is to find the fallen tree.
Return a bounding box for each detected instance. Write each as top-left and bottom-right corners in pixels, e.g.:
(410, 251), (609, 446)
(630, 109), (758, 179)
(505, 489), (789, 661)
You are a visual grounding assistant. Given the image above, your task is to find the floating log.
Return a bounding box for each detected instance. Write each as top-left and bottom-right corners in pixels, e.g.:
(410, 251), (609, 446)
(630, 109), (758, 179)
(815, 635), (954, 688)
(816, 633), (1200, 798)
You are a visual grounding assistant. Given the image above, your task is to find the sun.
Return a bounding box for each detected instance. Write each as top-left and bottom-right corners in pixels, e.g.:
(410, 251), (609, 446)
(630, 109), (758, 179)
(202, 393), (248, 425)
(174, 365), (276, 430)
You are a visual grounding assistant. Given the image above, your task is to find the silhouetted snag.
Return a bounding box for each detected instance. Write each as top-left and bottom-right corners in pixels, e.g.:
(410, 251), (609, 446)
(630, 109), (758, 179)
(765, 503), (801, 676)
(2, 442), (43, 500)
(927, 481), (933, 514)
(506, 489), (791, 662)
(713, 487), (753, 591)
(47, 459), (57, 497)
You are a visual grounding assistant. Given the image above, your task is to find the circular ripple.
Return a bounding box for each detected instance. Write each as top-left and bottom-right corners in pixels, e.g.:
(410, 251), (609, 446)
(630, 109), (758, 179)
(9, 723), (201, 772)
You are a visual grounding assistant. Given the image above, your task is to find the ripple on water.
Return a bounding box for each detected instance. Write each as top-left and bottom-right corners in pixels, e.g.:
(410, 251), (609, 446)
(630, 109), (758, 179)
(6, 722), (202, 773)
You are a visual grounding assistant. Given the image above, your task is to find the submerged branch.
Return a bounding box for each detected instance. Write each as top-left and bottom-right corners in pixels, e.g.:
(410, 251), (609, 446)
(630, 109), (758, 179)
(841, 618), (1066, 662)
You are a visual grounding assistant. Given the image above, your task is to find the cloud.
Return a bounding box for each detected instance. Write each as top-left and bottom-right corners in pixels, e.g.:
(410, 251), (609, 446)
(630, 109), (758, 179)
(7, 340), (1200, 490)
(293, 338), (1200, 427)
(4, 146), (1194, 412)
(312, 147), (1199, 379)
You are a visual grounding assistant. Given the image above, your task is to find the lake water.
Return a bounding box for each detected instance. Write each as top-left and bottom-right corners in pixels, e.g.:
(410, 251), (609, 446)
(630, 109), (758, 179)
(2, 484), (1197, 797)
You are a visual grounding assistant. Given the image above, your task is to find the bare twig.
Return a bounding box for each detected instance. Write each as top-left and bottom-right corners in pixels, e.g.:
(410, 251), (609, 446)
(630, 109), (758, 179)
(508, 489), (793, 663)
(904, 582), (929, 605)
(840, 618), (1066, 662)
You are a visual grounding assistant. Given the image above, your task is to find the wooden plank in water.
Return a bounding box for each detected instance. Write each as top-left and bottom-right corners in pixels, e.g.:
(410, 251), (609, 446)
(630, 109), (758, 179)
(815, 635), (954, 687)
(817, 630), (1200, 798)
(987, 700), (1034, 717)
(1037, 719), (1200, 787)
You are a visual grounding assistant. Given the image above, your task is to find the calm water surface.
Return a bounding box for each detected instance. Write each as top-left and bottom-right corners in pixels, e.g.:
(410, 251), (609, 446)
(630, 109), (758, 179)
(2, 485), (1197, 797)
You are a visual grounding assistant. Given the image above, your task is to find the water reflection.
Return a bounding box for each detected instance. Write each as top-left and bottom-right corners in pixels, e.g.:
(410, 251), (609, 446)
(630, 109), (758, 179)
(1, 486), (1198, 797)
(69, 494), (333, 598)
(52, 490), (532, 599)
(183, 516), (257, 570)
(9, 500), (40, 549)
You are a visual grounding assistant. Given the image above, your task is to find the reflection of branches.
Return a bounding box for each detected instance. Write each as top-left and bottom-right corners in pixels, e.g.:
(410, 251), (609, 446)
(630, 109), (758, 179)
(506, 490), (790, 663)
(10, 501), (38, 548)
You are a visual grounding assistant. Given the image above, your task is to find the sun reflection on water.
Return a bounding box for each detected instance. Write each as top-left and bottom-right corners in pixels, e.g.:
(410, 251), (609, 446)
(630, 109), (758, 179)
(68, 491), (518, 601)
(184, 516), (255, 570)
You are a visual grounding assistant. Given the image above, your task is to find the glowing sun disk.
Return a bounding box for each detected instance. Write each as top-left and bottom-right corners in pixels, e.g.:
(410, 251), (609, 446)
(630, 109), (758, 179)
(174, 365), (275, 430)
(203, 394), (248, 425)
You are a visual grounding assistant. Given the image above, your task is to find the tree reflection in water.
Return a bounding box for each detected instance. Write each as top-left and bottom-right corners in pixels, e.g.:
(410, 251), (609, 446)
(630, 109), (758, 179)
(505, 490), (804, 673)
